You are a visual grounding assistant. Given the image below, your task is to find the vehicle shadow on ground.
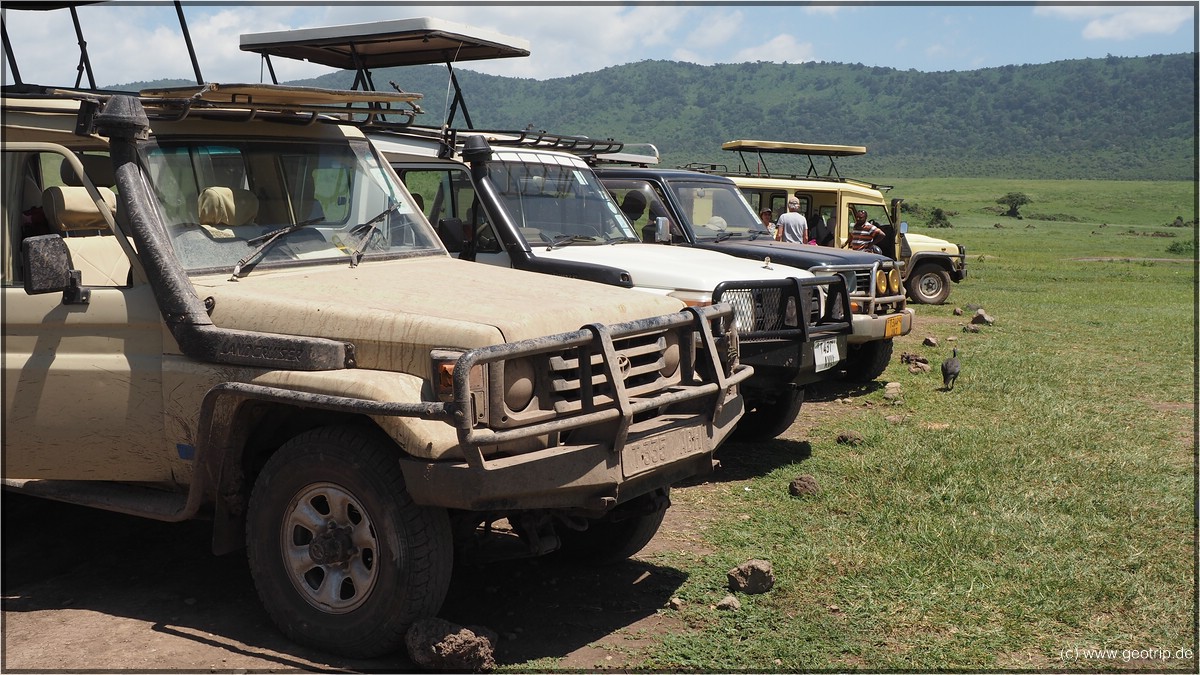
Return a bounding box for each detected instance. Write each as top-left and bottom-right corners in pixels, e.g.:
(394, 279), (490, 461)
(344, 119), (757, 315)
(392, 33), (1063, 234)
(679, 378), (885, 483)
(1, 493), (684, 671)
(440, 555), (686, 666)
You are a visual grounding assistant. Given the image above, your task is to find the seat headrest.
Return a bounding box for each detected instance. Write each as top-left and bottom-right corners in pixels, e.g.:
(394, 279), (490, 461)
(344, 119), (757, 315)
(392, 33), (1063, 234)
(42, 185), (117, 233)
(198, 187), (259, 227)
(60, 154), (117, 188)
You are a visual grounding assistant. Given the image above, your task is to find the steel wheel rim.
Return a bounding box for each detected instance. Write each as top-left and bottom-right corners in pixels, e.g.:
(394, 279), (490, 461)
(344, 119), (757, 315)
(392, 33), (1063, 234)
(281, 482), (379, 614)
(919, 273), (944, 297)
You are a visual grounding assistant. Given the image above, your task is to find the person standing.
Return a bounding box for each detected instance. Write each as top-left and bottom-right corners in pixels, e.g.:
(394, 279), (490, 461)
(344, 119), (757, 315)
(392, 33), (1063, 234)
(758, 207), (776, 236)
(775, 197), (808, 243)
(848, 209), (886, 254)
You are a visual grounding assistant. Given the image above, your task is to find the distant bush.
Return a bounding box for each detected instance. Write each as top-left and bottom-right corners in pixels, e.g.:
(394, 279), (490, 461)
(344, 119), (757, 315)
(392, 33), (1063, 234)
(1026, 213), (1081, 222)
(1166, 240), (1193, 254)
(1168, 217), (1194, 228)
(927, 208), (953, 228)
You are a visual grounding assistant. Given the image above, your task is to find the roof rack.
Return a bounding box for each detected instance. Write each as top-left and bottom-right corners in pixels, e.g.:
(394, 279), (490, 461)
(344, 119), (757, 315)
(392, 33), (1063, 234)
(3, 83), (424, 130)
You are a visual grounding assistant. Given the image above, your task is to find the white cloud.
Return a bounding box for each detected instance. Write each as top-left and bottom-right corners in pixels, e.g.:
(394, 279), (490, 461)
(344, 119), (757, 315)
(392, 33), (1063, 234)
(1035, 5), (1193, 41)
(733, 35), (815, 65)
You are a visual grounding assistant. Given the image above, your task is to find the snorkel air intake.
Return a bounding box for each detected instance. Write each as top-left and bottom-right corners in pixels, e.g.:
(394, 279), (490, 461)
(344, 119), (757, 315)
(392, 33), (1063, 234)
(94, 95), (355, 371)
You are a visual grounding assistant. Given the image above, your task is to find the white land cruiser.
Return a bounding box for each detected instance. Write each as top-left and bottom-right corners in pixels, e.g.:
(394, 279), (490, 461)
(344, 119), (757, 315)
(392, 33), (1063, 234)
(241, 19), (854, 442)
(2, 65), (751, 665)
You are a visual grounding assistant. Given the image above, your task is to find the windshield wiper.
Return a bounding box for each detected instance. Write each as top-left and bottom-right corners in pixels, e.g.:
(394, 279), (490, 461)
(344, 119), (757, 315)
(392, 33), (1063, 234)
(606, 236), (641, 245)
(546, 234), (601, 250)
(230, 216), (322, 280)
(348, 202), (402, 267)
(748, 230), (772, 240)
(713, 231), (739, 243)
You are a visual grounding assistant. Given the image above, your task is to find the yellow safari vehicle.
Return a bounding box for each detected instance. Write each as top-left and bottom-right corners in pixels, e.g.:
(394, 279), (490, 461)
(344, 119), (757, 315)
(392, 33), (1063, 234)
(695, 139), (967, 305)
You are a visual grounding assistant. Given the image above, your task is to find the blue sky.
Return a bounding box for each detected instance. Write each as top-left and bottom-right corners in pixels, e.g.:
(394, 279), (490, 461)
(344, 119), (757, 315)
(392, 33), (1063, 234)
(3, 2), (1196, 87)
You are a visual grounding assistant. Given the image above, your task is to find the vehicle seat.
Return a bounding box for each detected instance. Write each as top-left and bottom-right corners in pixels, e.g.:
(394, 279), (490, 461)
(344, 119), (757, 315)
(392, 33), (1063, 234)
(197, 187), (259, 236)
(41, 185), (129, 286)
(171, 187), (262, 270)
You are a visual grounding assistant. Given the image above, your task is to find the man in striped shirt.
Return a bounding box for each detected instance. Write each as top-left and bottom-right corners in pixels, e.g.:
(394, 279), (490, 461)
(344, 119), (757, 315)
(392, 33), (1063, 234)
(848, 209), (885, 254)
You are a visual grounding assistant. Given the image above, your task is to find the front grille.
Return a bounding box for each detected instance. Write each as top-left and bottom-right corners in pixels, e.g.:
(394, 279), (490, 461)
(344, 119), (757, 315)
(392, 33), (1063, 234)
(547, 331), (678, 414)
(720, 286), (821, 335)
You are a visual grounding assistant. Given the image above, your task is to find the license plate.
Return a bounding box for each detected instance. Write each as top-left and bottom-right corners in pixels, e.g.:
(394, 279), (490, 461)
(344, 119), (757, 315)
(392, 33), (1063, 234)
(815, 337), (840, 372)
(622, 420), (707, 478)
(885, 314), (903, 338)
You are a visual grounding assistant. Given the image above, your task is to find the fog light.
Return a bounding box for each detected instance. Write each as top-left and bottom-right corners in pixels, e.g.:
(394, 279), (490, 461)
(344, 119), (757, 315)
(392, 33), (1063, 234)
(875, 269), (888, 293)
(888, 268), (902, 294)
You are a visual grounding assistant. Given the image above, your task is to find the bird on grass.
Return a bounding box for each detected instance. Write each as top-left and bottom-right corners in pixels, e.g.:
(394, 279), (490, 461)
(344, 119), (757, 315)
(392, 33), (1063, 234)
(941, 348), (961, 391)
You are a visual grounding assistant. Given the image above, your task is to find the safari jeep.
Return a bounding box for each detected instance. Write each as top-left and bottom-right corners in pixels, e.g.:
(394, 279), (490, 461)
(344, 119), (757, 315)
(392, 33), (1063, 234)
(241, 19), (854, 442)
(703, 140), (968, 305)
(581, 144), (912, 382)
(1, 83), (751, 658)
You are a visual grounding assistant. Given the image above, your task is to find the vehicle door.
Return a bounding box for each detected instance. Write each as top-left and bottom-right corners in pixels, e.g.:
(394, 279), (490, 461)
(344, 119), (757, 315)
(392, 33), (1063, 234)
(2, 144), (168, 481)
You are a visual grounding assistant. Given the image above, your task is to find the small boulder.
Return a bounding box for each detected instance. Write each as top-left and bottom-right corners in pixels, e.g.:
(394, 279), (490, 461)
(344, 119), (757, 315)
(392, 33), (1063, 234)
(970, 309), (995, 326)
(952, 307), (964, 316)
(900, 352), (928, 365)
(406, 618), (498, 673)
(716, 595), (741, 611)
(921, 336), (939, 347)
(727, 559), (775, 594)
(668, 597), (684, 611)
(788, 474), (820, 497)
(882, 382), (902, 400)
(962, 324), (980, 334)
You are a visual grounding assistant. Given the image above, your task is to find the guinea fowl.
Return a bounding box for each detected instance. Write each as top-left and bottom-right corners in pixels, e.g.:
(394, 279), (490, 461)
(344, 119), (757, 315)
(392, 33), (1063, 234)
(941, 348), (961, 391)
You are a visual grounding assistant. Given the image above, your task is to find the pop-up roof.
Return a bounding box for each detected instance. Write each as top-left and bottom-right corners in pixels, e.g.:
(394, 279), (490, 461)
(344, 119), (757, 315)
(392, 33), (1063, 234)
(240, 17), (530, 129)
(240, 17), (530, 70)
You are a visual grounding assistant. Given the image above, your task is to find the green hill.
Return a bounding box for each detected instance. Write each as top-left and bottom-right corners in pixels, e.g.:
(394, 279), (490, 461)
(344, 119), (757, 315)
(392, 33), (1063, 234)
(120, 53), (1197, 181)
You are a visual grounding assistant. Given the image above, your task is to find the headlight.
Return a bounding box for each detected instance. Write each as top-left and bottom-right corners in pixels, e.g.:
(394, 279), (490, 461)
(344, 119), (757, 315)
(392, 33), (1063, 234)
(888, 268), (902, 294)
(875, 269), (888, 293)
(711, 289), (756, 333)
(502, 357), (536, 412)
(660, 330), (681, 377)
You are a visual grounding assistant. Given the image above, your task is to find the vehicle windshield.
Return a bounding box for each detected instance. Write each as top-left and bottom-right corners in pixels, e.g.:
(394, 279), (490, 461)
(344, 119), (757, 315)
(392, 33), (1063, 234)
(488, 159), (638, 246)
(144, 137), (441, 273)
(664, 178), (765, 239)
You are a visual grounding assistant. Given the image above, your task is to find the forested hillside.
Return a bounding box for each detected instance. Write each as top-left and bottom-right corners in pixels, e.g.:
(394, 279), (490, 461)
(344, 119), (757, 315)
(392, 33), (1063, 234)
(124, 53), (1197, 181)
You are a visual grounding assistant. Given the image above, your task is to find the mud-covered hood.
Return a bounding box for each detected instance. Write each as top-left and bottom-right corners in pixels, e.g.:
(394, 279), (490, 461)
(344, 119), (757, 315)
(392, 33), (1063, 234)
(191, 256), (686, 372)
(533, 242), (812, 294)
(694, 239), (890, 268)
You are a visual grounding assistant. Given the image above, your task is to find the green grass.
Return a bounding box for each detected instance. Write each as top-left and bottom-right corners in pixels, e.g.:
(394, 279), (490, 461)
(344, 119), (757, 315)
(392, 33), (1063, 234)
(584, 178), (1197, 671)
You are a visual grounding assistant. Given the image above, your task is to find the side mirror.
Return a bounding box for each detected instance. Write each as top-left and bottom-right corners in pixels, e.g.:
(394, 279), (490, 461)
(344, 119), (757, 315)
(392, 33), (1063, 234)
(654, 216), (671, 243)
(21, 234), (89, 304)
(899, 221), (909, 234)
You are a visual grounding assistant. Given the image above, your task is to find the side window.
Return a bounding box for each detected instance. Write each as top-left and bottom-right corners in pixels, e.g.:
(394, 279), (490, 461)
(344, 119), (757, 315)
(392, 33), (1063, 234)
(400, 167), (499, 254)
(4, 149), (131, 288)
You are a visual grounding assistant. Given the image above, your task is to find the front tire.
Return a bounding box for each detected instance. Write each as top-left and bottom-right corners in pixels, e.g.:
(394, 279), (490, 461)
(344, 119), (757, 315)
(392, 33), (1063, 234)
(907, 263), (952, 305)
(732, 387), (805, 440)
(246, 426), (452, 658)
(843, 339), (894, 382)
